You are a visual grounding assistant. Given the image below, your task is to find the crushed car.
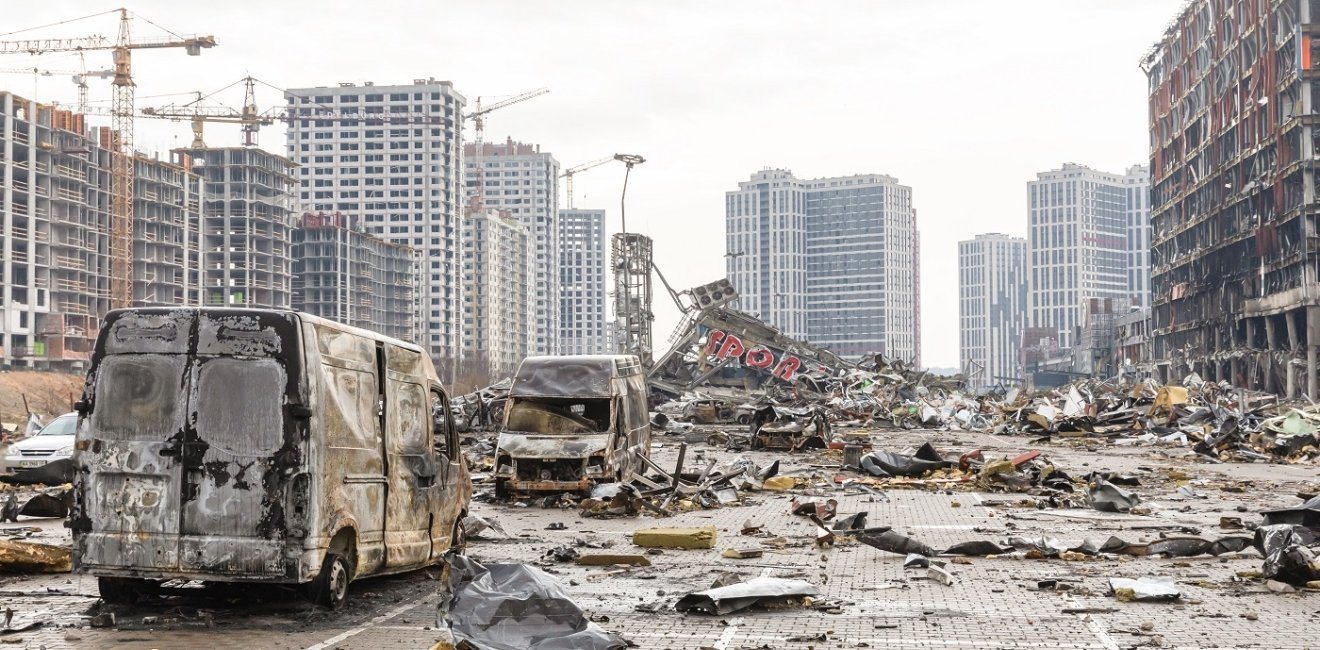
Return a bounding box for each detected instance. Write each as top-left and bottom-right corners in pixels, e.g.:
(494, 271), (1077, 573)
(494, 355), (652, 498)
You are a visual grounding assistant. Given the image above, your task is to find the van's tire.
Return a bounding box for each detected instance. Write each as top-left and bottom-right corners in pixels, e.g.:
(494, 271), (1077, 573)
(307, 552), (351, 609)
(494, 479), (510, 500)
(98, 576), (155, 605)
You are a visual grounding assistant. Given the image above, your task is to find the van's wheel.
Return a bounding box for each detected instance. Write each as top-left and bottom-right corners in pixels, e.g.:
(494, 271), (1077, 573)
(494, 479), (510, 500)
(308, 552), (351, 609)
(98, 577), (156, 605)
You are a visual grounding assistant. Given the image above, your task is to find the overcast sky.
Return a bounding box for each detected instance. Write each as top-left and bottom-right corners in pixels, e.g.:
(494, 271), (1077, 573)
(7, 1), (1184, 368)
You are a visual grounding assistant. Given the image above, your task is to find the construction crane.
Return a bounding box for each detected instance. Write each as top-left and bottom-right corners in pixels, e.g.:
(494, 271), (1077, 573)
(463, 87), (548, 210)
(559, 157), (615, 210)
(142, 76), (271, 147)
(0, 65), (113, 113)
(0, 9), (216, 309)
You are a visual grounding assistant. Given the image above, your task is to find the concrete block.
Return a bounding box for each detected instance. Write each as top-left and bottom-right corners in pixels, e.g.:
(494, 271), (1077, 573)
(633, 526), (716, 549)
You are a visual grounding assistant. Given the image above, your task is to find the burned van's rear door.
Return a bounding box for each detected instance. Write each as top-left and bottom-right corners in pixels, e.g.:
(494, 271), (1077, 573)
(177, 355), (287, 571)
(80, 313), (194, 571)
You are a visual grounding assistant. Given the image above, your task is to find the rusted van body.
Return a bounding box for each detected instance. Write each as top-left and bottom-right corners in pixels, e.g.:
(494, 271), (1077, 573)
(493, 355), (651, 495)
(70, 308), (470, 607)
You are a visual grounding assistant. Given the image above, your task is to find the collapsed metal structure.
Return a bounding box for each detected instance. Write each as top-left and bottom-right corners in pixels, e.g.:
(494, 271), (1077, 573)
(612, 233), (654, 365)
(649, 279), (856, 397)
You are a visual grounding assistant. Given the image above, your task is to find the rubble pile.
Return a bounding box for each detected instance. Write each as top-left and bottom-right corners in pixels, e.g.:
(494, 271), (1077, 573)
(651, 370), (1320, 465)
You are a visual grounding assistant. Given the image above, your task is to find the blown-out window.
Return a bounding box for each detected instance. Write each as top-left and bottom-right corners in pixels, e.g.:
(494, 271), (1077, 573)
(92, 355), (187, 442)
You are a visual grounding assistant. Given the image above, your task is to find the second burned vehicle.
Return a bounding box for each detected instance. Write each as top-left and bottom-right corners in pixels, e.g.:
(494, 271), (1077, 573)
(493, 355), (652, 497)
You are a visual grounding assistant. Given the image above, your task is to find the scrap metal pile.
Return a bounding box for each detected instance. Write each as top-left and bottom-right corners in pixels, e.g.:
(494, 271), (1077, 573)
(651, 310), (1320, 464)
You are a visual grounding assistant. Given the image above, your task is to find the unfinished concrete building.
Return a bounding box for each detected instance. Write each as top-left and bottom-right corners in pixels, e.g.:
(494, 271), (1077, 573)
(292, 211), (417, 342)
(178, 147), (296, 309)
(1143, 0), (1320, 397)
(133, 156), (204, 308)
(461, 208), (530, 378)
(0, 94), (113, 370)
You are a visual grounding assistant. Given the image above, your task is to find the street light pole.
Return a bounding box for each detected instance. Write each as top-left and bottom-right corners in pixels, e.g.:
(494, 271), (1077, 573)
(613, 154), (644, 235)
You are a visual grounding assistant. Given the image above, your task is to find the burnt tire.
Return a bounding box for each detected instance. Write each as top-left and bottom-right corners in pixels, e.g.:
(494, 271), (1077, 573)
(494, 478), (510, 500)
(307, 552), (351, 610)
(98, 577), (155, 605)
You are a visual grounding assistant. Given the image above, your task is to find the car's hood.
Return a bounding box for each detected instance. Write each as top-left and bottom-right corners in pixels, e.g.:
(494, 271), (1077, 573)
(9, 435), (75, 452)
(495, 432), (611, 459)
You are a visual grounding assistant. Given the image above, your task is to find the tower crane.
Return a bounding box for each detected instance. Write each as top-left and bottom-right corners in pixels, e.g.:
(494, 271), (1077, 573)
(463, 87), (548, 210)
(0, 65), (113, 114)
(142, 76), (271, 147)
(0, 9), (216, 309)
(559, 157), (616, 210)
(137, 76), (451, 149)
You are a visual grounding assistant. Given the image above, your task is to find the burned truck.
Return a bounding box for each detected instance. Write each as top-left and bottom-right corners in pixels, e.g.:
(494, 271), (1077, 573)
(70, 308), (471, 608)
(493, 355), (651, 497)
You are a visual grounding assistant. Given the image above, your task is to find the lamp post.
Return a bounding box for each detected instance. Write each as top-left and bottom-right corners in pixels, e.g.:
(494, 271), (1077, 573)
(613, 154), (645, 235)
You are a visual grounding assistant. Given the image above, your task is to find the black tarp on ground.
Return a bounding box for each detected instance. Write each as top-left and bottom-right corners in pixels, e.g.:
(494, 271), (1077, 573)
(443, 556), (627, 650)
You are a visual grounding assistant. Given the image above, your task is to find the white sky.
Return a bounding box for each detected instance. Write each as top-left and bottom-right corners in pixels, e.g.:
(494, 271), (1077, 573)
(5, 1), (1186, 368)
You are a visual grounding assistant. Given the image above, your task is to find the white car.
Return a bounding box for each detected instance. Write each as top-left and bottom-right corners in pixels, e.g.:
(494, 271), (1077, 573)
(3, 412), (77, 473)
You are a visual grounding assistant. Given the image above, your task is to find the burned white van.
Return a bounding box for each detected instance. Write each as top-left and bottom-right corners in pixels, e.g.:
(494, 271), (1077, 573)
(70, 308), (470, 608)
(493, 355), (651, 496)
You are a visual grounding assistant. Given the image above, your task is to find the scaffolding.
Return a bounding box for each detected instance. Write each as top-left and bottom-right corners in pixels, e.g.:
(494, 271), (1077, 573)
(612, 232), (654, 365)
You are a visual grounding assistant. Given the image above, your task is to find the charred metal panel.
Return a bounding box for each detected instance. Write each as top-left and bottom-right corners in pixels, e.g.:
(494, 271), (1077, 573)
(78, 353), (189, 572)
(384, 351), (435, 568)
(182, 358), (285, 539)
(509, 356), (619, 398)
(307, 322), (385, 575)
(74, 308), (308, 580)
(102, 310), (192, 355)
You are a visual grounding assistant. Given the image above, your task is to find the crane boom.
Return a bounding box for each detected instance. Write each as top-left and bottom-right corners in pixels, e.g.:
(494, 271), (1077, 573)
(466, 88), (549, 210)
(560, 157), (615, 210)
(142, 77), (272, 147)
(0, 9), (216, 309)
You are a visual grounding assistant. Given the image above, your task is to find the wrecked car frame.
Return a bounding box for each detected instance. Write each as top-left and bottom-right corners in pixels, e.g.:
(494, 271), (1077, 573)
(494, 355), (651, 496)
(70, 308), (471, 608)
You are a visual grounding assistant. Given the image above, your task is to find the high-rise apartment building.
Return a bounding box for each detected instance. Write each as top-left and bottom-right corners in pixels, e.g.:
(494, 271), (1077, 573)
(958, 234), (1027, 389)
(559, 208), (610, 355)
(1143, 0), (1320, 397)
(726, 170), (918, 360)
(463, 139), (560, 355)
(284, 79), (466, 364)
(462, 208), (529, 378)
(292, 211), (417, 342)
(726, 169), (808, 339)
(1123, 165), (1151, 310)
(1026, 163), (1141, 349)
(178, 147), (296, 309)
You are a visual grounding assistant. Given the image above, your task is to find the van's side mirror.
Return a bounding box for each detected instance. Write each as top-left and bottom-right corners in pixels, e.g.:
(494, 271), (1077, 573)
(73, 400), (90, 414)
(289, 404), (313, 420)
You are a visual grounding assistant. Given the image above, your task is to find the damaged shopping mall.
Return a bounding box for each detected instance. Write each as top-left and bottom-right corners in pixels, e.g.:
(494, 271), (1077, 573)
(1143, 0), (1320, 398)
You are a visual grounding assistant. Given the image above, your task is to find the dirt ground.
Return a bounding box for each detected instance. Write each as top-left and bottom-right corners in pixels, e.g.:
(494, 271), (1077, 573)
(0, 370), (84, 429)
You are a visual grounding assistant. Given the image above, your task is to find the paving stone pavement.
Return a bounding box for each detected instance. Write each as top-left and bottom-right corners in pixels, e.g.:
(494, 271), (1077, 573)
(3, 428), (1320, 649)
